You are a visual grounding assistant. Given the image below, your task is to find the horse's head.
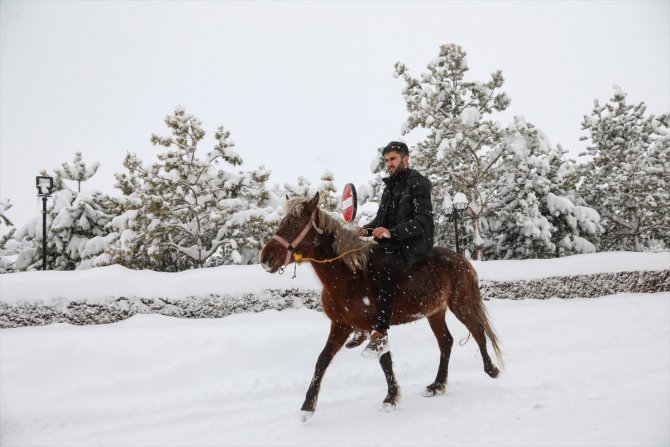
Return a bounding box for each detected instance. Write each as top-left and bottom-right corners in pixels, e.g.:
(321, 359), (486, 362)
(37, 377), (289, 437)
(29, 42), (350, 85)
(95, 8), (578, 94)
(260, 192), (323, 273)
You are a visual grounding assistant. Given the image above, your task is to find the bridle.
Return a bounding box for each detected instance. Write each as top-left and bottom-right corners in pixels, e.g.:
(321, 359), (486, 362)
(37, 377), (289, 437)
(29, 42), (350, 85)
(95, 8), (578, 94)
(271, 208), (324, 267)
(267, 207), (374, 278)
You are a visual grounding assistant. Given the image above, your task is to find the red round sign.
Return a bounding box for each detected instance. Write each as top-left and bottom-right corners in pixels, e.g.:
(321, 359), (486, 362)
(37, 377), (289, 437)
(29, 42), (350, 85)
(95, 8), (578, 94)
(341, 183), (357, 223)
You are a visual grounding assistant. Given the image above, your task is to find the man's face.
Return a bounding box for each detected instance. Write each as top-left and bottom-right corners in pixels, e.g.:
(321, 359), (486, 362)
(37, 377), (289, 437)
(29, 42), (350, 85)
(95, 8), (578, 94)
(384, 150), (409, 176)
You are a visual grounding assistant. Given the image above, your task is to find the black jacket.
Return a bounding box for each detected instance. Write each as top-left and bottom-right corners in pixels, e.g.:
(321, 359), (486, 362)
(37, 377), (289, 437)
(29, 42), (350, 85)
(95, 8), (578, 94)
(364, 168), (434, 264)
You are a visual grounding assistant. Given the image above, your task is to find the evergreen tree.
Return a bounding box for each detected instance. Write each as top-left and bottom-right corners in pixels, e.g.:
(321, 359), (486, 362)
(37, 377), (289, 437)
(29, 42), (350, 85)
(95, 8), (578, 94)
(210, 165), (281, 265)
(318, 170), (339, 213)
(579, 87), (670, 251)
(348, 146), (384, 228)
(109, 106), (273, 270)
(55, 152), (100, 192)
(364, 146), (387, 200)
(0, 199), (15, 248)
(14, 184), (115, 271)
(394, 43), (511, 259)
(0, 199), (16, 273)
(282, 176), (314, 198)
(490, 116), (601, 259)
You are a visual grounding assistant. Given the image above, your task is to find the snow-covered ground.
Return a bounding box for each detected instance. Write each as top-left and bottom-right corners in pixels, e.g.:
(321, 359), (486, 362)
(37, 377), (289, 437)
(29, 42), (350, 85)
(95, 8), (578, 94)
(1, 252), (669, 446)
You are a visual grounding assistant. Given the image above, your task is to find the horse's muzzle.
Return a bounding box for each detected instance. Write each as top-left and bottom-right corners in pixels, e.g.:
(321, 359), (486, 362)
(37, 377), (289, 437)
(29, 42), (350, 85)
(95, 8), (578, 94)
(259, 248), (282, 273)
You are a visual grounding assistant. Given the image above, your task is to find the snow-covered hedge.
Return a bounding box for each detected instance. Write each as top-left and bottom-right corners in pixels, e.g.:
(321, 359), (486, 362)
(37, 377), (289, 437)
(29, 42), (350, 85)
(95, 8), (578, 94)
(1, 270), (667, 329)
(0, 289), (320, 329)
(480, 270), (669, 300)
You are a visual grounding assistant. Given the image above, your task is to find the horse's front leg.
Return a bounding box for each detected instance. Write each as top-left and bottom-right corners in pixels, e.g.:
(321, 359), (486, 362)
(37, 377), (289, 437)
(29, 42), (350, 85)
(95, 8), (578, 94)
(300, 321), (352, 421)
(380, 351), (400, 410)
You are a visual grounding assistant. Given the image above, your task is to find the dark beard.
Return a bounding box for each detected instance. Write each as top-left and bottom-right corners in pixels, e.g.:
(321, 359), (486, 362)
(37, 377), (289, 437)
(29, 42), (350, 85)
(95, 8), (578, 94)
(389, 164), (407, 178)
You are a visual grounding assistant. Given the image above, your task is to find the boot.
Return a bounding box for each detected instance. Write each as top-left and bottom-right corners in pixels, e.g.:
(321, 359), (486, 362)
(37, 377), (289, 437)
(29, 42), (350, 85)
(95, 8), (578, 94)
(345, 331), (369, 349)
(361, 330), (389, 359)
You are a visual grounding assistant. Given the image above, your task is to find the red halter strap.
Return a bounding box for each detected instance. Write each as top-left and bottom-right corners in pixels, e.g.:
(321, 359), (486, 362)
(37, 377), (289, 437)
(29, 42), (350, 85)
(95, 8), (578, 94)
(271, 208), (323, 266)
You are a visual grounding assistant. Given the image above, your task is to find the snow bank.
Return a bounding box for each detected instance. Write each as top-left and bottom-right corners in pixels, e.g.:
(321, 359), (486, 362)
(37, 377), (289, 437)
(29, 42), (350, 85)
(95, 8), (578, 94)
(0, 263), (319, 304)
(1, 251), (667, 303)
(0, 252), (668, 329)
(471, 251), (668, 281)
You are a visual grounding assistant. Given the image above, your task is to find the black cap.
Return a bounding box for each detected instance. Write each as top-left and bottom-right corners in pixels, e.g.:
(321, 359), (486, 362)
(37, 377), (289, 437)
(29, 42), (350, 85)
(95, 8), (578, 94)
(382, 141), (409, 156)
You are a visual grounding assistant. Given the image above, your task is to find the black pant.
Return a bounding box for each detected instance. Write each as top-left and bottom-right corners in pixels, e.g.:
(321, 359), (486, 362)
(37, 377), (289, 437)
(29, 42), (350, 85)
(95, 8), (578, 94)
(370, 246), (410, 333)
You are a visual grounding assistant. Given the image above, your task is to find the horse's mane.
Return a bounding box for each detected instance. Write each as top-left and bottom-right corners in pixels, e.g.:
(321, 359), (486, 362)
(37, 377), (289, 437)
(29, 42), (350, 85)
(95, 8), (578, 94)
(285, 197), (371, 272)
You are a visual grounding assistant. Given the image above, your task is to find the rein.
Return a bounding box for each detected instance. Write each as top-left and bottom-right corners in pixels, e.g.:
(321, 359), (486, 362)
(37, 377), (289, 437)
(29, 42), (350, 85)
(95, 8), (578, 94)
(293, 240), (374, 264)
(272, 208), (373, 272)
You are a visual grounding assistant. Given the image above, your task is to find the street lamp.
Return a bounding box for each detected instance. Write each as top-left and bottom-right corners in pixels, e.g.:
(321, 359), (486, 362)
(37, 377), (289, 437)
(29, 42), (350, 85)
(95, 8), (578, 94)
(35, 176), (54, 271)
(441, 192), (469, 254)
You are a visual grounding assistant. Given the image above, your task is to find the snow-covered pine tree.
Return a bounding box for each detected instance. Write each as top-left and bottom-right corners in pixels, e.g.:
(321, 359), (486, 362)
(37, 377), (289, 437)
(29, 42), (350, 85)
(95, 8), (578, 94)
(282, 176), (314, 198)
(579, 87), (670, 251)
(210, 165), (282, 265)
(109, 106), (273, 270)
(0, 199), (16, 272)
(14, 167), (116, 271)
(490, 116), (601, 259)
(394, 43), (511, 260)
(54, 152), (100, 193)
(318, 170), (339, 213)
(355, 146), (387, 227)
(364, 146), (387, 199)
(0, 199), (15, 248)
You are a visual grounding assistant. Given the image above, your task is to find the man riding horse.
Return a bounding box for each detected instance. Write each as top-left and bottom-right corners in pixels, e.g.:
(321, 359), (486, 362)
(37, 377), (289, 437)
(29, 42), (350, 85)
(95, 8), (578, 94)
(260, 147), (501, 417)
(352, 141), (435, 358)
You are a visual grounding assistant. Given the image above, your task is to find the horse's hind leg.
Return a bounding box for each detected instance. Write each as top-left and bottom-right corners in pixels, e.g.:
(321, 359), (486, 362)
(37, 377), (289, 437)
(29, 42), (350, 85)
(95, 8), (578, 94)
(301, 322), (351, 421)
(379, 351), (400, 409)
(450, 301), (500, 378)
(424, 310), (454, 396)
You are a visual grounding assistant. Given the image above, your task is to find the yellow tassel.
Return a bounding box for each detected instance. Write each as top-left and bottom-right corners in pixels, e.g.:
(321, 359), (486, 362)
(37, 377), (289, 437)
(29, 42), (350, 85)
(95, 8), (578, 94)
(293, 253), (303, 263)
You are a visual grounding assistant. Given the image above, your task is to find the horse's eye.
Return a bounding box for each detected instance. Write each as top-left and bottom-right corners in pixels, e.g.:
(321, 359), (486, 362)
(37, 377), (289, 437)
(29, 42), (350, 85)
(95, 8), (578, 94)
(280, 217), (298, 230)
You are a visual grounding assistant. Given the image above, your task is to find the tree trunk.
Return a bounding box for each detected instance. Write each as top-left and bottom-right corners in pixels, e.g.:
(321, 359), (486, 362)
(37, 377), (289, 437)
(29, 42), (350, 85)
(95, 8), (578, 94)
(470, 191), (484, 261)
(472, 213), (484, 261)
(633, 216), (642, 252)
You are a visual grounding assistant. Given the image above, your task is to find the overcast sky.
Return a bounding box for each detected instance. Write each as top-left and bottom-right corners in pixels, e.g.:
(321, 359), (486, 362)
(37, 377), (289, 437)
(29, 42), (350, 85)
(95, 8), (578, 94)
(1, 0), (668, 226)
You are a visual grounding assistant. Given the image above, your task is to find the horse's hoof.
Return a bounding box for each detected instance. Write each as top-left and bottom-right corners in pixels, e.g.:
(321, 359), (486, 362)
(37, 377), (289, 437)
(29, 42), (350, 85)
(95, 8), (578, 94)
(422, 383), (446, 397)
(382, 402), (396, 413)
(486, 366), (500, 378)
(300, 410), (314, 422)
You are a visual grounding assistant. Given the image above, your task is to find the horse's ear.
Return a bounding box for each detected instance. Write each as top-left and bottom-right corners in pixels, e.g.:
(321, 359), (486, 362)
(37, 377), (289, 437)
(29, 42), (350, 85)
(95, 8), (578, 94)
(308, 192), (320, 210)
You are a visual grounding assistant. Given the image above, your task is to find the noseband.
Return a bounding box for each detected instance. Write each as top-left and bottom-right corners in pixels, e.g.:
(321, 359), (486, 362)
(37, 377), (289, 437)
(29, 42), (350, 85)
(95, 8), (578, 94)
(271, 208), (324, 266)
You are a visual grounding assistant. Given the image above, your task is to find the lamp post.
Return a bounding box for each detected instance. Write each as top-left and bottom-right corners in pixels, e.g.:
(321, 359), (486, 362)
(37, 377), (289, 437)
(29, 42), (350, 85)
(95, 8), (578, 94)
(35, 176), (54, 270)
(441, 192), (469, 254)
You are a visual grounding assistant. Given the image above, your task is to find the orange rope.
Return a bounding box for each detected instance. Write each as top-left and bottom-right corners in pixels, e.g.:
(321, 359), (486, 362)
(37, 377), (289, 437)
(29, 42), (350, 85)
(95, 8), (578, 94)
(293, 240), (374, 264)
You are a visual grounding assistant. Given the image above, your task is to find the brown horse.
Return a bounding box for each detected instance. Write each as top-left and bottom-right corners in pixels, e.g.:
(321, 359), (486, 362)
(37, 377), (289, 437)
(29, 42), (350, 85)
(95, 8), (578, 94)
(259, 193), (503, 421)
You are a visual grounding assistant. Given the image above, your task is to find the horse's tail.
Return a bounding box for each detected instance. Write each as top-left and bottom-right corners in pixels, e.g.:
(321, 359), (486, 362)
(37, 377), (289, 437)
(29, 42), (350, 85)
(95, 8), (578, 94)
(470, 270), (505, 370)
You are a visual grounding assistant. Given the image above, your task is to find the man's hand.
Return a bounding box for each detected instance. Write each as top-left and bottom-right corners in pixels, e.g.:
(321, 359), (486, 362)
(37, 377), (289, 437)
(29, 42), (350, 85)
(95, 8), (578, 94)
(354, 226), (370, 237)
(372, 227), (391, 239)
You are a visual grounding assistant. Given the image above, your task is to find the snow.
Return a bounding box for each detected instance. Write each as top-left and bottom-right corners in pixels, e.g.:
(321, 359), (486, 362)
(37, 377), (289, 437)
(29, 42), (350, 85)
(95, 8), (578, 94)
(0, 263), (318, 304)
(546, 192), (573, 214)
(0, 251), (668, 445)
(471, 251), (667, 282)
(0, 251), (666, 304)
(460, 106), (481, 125)
(1, 293), (668, 446)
